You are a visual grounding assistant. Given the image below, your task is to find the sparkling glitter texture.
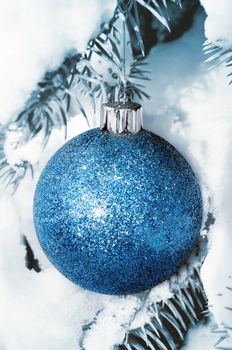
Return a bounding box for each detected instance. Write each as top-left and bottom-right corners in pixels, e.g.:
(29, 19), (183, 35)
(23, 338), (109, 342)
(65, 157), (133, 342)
(33, 128), (203, 295)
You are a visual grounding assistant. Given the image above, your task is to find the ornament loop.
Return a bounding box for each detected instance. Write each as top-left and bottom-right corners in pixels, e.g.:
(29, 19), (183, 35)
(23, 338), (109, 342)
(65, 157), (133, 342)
(100, 101), (143, 134)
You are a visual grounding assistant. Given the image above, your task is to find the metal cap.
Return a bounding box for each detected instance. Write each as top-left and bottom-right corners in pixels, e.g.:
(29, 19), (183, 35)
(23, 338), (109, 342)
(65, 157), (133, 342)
(100, 101), (143, 134)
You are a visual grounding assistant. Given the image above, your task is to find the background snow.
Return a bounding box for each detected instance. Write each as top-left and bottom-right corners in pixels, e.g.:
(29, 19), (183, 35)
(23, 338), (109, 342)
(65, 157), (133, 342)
(200, 0), (232, 48)
(0, 1), (232, 349)
(0, 0), (115, 124)
(144, 7), (232, 347)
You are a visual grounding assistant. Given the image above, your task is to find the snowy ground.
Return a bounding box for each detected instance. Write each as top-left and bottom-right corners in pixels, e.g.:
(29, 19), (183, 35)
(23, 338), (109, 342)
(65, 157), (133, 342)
(0, 1), (232, 350)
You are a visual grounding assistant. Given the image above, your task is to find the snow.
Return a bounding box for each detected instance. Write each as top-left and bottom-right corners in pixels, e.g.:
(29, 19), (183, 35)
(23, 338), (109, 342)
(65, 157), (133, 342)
(200, 0), (232, 48)
(181, 321), (218, 350)
(0, 1), (232, 350)
(0, 0), (115, 124)
(196, 1), (232, 336)
(145, 8), (232, 344)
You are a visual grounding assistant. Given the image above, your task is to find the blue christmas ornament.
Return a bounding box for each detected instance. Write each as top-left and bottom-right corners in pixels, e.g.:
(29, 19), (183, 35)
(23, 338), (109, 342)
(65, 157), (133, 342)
(33, 102), (202, 295)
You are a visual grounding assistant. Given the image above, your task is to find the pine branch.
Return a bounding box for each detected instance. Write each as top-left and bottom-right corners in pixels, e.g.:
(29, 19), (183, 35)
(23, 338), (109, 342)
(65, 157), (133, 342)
(203, 40), (232, 85)
(0, 0), (182, 192)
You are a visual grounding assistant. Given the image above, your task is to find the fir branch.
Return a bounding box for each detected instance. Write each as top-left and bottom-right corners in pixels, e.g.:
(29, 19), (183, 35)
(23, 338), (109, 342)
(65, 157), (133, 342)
(11, 0), (183, 143)
(14, 54), (80, 144)
(212, 285), (232, 349)
(118, 0), (182, 57)
(0, 154), (33, 193)
(133, 0), (171, 30)
(1, 0), (182, 192)
(6, 7), (151, 146)
(203, 40), (232, 85)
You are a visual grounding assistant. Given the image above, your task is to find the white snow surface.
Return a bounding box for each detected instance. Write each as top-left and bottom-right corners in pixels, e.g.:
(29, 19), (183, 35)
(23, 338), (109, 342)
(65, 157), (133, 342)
(0, 2), (232, 350)
(0, 0), (115, 124)
(200, 0), (232, 48)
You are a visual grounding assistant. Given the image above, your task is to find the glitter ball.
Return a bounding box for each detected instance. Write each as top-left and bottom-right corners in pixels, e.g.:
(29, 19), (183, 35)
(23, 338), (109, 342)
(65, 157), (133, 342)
(33, 128), (203, 295)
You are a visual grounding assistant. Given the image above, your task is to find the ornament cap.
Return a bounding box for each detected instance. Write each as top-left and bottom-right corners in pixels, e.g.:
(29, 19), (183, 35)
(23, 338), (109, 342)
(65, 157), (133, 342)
(100, 101), (143, 134)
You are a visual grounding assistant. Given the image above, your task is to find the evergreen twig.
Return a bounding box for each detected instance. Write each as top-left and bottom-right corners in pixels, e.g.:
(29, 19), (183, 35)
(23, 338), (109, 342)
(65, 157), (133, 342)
(0, 0), (182, 191)
(203, 40), (232, 85)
